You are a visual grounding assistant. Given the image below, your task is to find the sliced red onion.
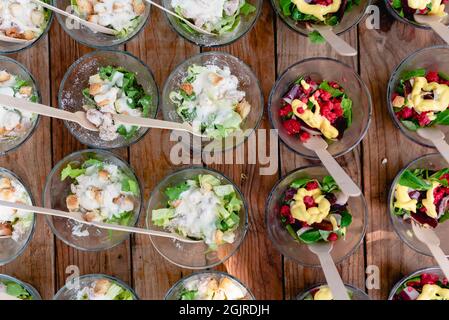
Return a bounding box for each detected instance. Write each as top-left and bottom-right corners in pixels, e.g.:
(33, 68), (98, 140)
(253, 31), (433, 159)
(283, 84), (301, 102)
(335, 192), (349, 206)
(438, 196), (449, 219)
(296, 226), (313, 237)
(408, 190), (421, 200)
(283, 97), (293, 104)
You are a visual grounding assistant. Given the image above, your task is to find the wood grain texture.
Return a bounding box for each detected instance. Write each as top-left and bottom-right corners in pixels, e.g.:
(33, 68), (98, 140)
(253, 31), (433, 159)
(360, 0), (443, 299)
(0, 36), (54, 299)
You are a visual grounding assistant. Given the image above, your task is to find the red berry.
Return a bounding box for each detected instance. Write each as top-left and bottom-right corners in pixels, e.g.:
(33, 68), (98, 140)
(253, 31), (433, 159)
(399, 107), (413, 119)
(303, 196), (316, 208)
(296, 106), (305, 114)
(416, 112), (431, 127)
(306, 181), (319, 190)
(426, 71), (439, 83)
(320, 90), (332, 102)
(421, 273), (440, 285)
(329, 81), (340, 89)
(280, 205), (294, 224)
(282, 119), (301, 135)
(433, 187), (446, 205)
(443, 278), (448, 285)
(328, 232), (338, 241)
(279, 104), (293, 117)
(439, 173), (449, 183)
(299, 131), (311, 142)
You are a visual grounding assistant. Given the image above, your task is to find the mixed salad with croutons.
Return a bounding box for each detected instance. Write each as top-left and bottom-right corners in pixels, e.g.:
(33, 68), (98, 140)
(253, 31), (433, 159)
(278, 75), (353, 143)
(393, 69), (449, 131)
(76, 278), (134, 300)
(178, 275), (247, 300)
(71, 0), (146, 37)
(0, 279), (32, 300)
(0, 70), (38, 141)
(393, 272), (449, 300)
(279, 175), (352, 244)
(0, 175), (33, 242)
(170, 0), (256, 35)
(61, 157), (139, 237)
(83, 65), (153, 141)
(388, 0), (447, 23)
(169, 64), (251, 139)
(0, 0), (51, 41)
(152, 174), (242, 249)
(393, 168), (449, 228)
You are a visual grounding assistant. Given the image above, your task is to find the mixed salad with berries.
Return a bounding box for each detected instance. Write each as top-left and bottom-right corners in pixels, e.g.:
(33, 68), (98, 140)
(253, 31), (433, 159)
(72, 0), (146, 37)
(302, 285), (353, 300)
(279, 175), (352, 244)
(393, 69), (449, 131)
(388, 0), (447, 23)
(179, 275), (246, 300)
(61, 157), (139, 237)
(278, 75), (353, 143)
(393, 272), (449, 300)
(0, 0), (51, 41)
(393, 168), (449, 228)
(152, 174), (242, 250)
(75, 278), (134, 300)
(83, 65), (153, 141)
(170, 0), (256, 35)
(0, 279), (32, 300)
(169, 64), (250, 139)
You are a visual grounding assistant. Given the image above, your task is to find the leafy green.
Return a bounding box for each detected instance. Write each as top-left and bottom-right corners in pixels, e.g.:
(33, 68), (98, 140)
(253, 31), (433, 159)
(152, 208), (175, 227)
(298, 230), (322, 244)
(6, 282), (31, 299)
(401, 68), (426, 81)
(401, 119), (419, 131)
(438, 71), (449, 81)
(321, 175), (339, 193)
(341, 96), (353, 127)
(340, 211), (353, 227)
(180, 289), (197, 300)
(121, 178), (139, 195)
(435, 109), (449, 126)
(107, 211), (134, 226)
(319, 81), (344, 97)
(280, 0), (293, 16)
(164, 182), (190, 201)
(392, 0), (402, 9)
(114, 289), (134, 300)
(61, 164), (86, 181)
(240, 2), (256, 15)
(290, 177), (312, 189)
(308, 30), (325, 44)
(399, 169), (432, 190)
(440, 212), (449, 223)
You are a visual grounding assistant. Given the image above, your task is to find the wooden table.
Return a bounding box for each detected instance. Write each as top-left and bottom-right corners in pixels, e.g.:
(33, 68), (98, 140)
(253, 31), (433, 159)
(0, 0), (444, 300)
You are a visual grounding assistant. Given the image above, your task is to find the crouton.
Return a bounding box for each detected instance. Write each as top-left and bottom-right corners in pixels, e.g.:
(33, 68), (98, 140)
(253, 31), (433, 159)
(236, 99), (251, 119)
(66, 195), (79, 211)
(180, 83), (194, 96)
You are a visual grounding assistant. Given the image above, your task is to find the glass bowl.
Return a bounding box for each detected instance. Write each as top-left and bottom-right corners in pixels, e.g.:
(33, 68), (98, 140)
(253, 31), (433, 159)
(384, 0), (449, 29)
(388, 153), (449, 257)
(164, 271), (255, 300)
(266, 165), (367, 267)
(0, 0), (54, 54)
(54, 0), (150, 48)
(0, 274), (41, 300)
(43, 149), (143, 251)
(0, 56), (41, 156)
(271, 0), (370, 36)
(162, 0), (262, 47)
(53, 274), (138, 300)
(388, 266), (445, 300)
(0, 168), (35, 266)
(58, 49), (158, 149)
(268, 57), (372, 159)
(146, 166), (248, 269)
(296, 283), (370, 300)
(162, 51), (264, 152)
(387, 45), (449, 148)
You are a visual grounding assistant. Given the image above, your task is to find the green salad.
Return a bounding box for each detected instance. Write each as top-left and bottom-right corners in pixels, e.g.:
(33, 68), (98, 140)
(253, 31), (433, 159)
(152, 174), (242, 249)
(61, 157), (139, 236)
(169, 64), (251, 139)
(76, 278), (134, 300)
(0, 280), (33, 300)
(171, 0), (256, 35)
(83, 65), (153, 141)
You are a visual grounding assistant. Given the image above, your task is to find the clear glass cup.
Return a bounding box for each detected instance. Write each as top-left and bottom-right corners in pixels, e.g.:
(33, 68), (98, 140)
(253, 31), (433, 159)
(387, 45), (449, 148)
(388, 266), (445, 300)
(0, 168), (35, 266)
(0, 274), (41, 300)
(146, 166), (248, 269)
(0, 56), (41, 156)
(388, 153), (449, 256)
(58, 49), (158, 149)
(53, 274), (138, 300)
(296, 283), (370, 300)
(384, 0), (449, 29)
(54, 0), (150, 48)
(162, 0), (262, 47)
(266, 165), (368, 267)
(268, 57), (372, 159)
(0, 0), (54, 54)
(162, 51), (264, 152)
(43, 149), (143, 251)
(164, 271), (255, 300)
(271, 0), (370, 36)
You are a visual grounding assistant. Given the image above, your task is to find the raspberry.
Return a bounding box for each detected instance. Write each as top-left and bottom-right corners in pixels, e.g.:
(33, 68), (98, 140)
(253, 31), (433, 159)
(296, 106), (305, 114)
(327, 232), (338, 241)
(329, 81), (340, 89)
(283, 119), (301, 135)
(299, 131), (311, 142)
(280, 205), (294, 224)
(443, 278), (449, 286)
(306, 181), (319, 190)
(416, 112), (431, 127)
(439, 173), (449, 183)
(433, 187), (446, 205)
(421, 273), (440, 285)
(320, 90), (332, 102)
(279, 105), (292, 117)
(399, 107), (413, 119)
(303, 196), (316, 208)
(426, 71), (439, 83)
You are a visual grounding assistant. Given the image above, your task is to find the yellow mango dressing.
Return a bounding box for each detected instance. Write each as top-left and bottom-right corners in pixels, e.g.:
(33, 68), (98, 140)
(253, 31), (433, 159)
(292, 0), (342, 21)
(408, 77), (449, 113)
(290, 187), (331, 224)
(417, 284), (449, 300)
(407, 0), (447, 16)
